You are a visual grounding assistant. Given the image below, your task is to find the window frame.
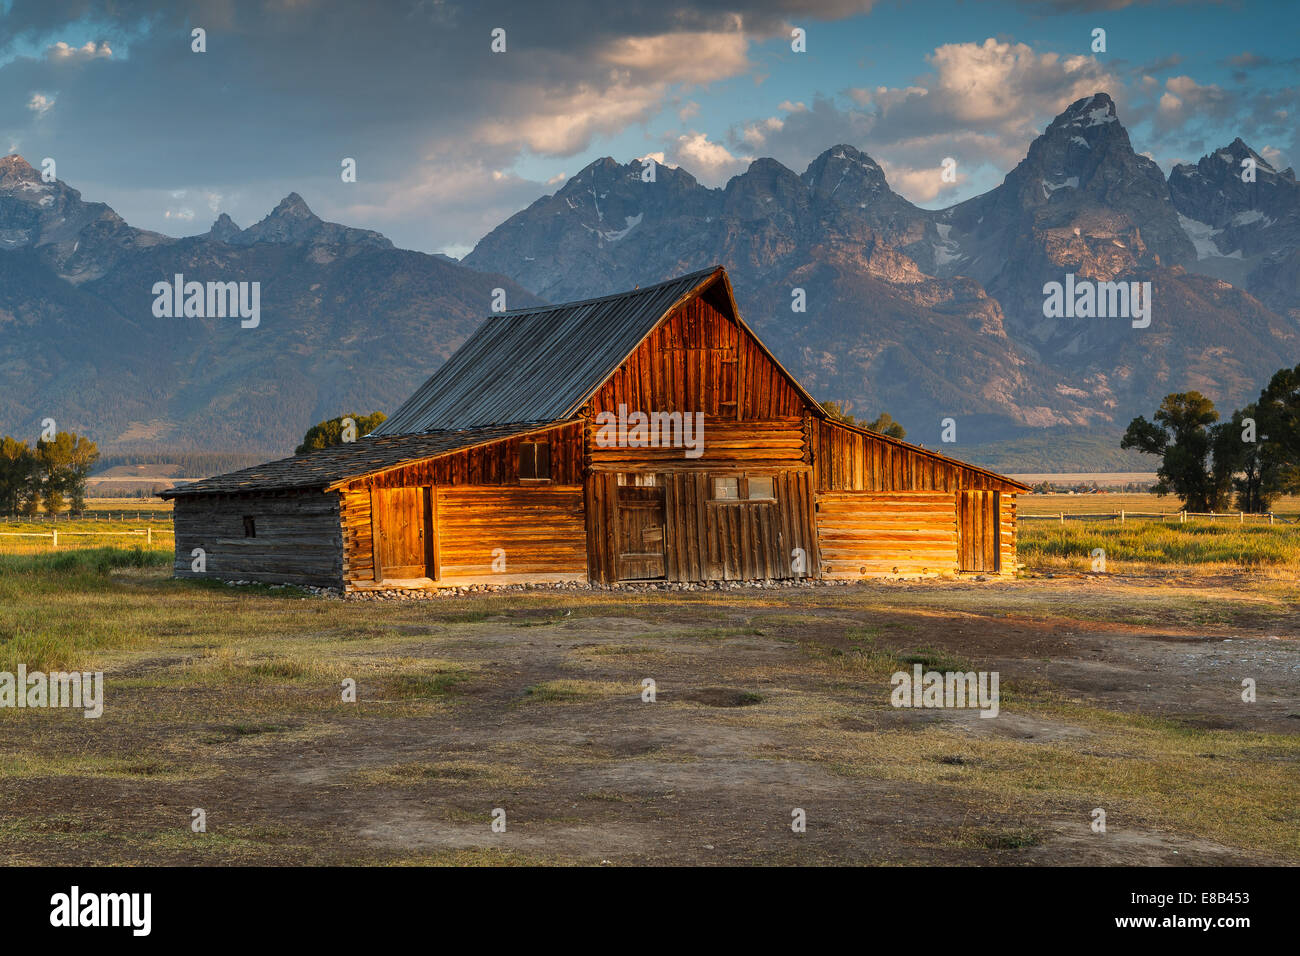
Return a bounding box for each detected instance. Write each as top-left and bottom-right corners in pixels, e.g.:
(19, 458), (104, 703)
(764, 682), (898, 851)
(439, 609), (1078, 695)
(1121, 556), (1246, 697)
(518, 440), (551, 482)
(709, 474), (777, 505)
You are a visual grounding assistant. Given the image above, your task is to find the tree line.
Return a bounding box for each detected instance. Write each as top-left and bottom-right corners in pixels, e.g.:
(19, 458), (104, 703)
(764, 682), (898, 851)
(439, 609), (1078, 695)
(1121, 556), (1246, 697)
(1122, 364), (1300, 513)
(0, 432), (100, 515)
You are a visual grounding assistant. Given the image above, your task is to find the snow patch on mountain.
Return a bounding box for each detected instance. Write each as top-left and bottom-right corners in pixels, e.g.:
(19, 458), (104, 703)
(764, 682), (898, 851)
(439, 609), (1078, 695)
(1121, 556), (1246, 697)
(1178, 213), (1224, 259)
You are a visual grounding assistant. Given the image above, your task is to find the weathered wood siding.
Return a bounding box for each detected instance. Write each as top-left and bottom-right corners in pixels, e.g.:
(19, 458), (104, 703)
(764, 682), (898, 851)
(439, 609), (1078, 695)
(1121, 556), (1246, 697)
(587, 292), (805, 421)
(1000, 493), (1017, 574)
(437, 486), (586, 584)
(345, 422), (582, 490)
(585, 469), (817, 584)
(812, 419), (1016, 492)
(956, 490), (1002, 573)
(584, 416), (806, 470)
(338, 423), (585, 589)
(341, 486), (376, 586)
(173, 491), (343, 588)
(816, 491), (958, 578)
(342, 484), (586, 588)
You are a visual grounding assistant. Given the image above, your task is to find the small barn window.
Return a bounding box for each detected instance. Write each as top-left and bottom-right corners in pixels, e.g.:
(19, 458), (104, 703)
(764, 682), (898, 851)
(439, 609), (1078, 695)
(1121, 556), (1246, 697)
(712, 475), (775, 503)
(242, 516), (256, 537)
(748, 476), (775, 500)
(519, 441), (550, 480)
(617, 473), (657, 487)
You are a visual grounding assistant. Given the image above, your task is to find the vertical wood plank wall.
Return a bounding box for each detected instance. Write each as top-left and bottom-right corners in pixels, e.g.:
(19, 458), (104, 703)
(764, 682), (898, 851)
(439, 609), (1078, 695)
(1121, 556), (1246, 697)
(587, 292), (805, 420)
(585, 468), (818, 584)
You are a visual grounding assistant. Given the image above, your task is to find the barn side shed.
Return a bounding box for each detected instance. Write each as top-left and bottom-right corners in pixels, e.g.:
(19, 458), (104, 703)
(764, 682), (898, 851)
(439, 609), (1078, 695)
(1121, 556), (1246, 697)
(163, 265), (1027, 591)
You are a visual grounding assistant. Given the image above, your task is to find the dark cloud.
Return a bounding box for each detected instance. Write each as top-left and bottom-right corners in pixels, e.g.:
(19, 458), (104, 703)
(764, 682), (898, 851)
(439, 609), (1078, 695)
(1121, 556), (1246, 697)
(0, 0), (882, 250)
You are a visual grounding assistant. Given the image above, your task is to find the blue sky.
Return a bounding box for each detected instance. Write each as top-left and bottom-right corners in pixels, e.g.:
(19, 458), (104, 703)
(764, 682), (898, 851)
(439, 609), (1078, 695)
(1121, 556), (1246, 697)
(2, 0), (1296, 256)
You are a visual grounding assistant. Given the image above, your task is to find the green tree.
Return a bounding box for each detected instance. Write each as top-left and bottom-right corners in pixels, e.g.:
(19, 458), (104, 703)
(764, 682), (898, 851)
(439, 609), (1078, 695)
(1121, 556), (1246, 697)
(820, 401), (906, 439)
(35, 431), (99, 515)
(1254, 363), (1300, 495)
(1121, 392), (1230, 512)
(1211, 404), (1281, 513)
(863, 412), (906, 440)
(295, 412), (387, 455)
(820, 400), (857, 425)
(0, 436), (38, 515)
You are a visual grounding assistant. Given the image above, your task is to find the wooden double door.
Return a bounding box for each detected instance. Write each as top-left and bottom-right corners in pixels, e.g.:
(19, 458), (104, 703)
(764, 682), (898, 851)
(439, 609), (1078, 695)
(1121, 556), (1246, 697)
(956, 491), (1000, 573)
(371, 486), (437, 581)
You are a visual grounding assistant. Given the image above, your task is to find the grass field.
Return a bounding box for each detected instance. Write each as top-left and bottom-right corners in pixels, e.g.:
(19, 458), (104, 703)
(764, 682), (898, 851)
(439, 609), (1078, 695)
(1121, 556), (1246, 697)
(0, 524), (1297, 865)
(1018, 493), (1300, 518)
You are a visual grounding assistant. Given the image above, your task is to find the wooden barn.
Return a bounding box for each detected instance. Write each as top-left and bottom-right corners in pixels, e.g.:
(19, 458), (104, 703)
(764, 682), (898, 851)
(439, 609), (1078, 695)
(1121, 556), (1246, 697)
(162, 266), (1027, 591)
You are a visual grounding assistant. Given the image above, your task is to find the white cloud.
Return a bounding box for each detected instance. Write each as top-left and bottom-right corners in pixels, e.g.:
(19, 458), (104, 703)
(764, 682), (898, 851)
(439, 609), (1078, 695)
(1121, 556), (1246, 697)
(474, 79), (664, 155)
(669, 132), (750, 184)
(47, 41), (112, 62)
(26, 92), (55, 116)
(598, 27), (749, 85)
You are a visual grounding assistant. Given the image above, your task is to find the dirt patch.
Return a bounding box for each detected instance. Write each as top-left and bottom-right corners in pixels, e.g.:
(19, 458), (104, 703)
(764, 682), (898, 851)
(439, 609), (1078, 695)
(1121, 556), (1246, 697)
(2, 572), (1297, 865)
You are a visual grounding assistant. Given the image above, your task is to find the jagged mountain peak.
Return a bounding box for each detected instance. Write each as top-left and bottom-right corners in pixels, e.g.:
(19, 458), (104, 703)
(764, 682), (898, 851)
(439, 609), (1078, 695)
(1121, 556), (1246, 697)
(1049, 92), (1118, 131)
(233, 192), (392, 249)
(0, 153), (41, 186)
(268, 192), (318, 221)
(803, 144), (900, 211)
(1171, 138), (1295, 187)
(208, 212), (241, 241)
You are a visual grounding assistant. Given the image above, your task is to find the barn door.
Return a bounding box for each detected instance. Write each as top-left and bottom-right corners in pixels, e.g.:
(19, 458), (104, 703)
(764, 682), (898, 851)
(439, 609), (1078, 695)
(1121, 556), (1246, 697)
(957, 491), (1000, 573)
(616, 485), (666, 580)
(371, 486), (435, 581)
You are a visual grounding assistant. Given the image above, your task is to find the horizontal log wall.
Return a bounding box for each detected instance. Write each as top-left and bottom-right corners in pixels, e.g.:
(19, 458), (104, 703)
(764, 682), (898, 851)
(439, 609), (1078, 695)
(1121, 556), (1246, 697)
(340, 487), (375, 586)
(437, 486), (586, 584)
(342, 484), (585, 588)
(816, 491), (958, 578)
(1000, 493), (1018, 575)
(812, 418), (1017, 493)
(173, 491), (343, 588)
(585, 416), (806, 470)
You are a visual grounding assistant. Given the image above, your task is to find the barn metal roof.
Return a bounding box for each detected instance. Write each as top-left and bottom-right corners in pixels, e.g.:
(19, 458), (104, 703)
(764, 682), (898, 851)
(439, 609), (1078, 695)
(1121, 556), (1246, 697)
(371, 266), (728, 434)
(160, 422), (565, 498)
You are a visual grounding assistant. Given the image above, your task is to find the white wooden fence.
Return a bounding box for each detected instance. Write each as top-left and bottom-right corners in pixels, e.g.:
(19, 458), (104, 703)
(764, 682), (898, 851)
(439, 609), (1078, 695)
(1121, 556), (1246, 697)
(0, 527), (173, 548)
(1019, 510), (1276, 525)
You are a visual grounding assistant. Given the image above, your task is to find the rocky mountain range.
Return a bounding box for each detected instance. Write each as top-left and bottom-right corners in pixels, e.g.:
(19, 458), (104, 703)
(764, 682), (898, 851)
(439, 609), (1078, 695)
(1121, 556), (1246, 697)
(0, 156), (539, 454)
(1, 91), (1297, 464)
(466, 93), (1300, 447)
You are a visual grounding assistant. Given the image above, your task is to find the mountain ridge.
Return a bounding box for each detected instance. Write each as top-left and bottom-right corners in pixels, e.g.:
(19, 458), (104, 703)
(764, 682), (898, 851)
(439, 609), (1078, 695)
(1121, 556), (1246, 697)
(2, 90), (1297, 462)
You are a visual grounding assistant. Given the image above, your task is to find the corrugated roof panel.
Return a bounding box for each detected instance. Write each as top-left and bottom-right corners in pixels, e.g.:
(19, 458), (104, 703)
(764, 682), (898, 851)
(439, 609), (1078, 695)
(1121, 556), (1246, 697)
(372, 266), (722, 434)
